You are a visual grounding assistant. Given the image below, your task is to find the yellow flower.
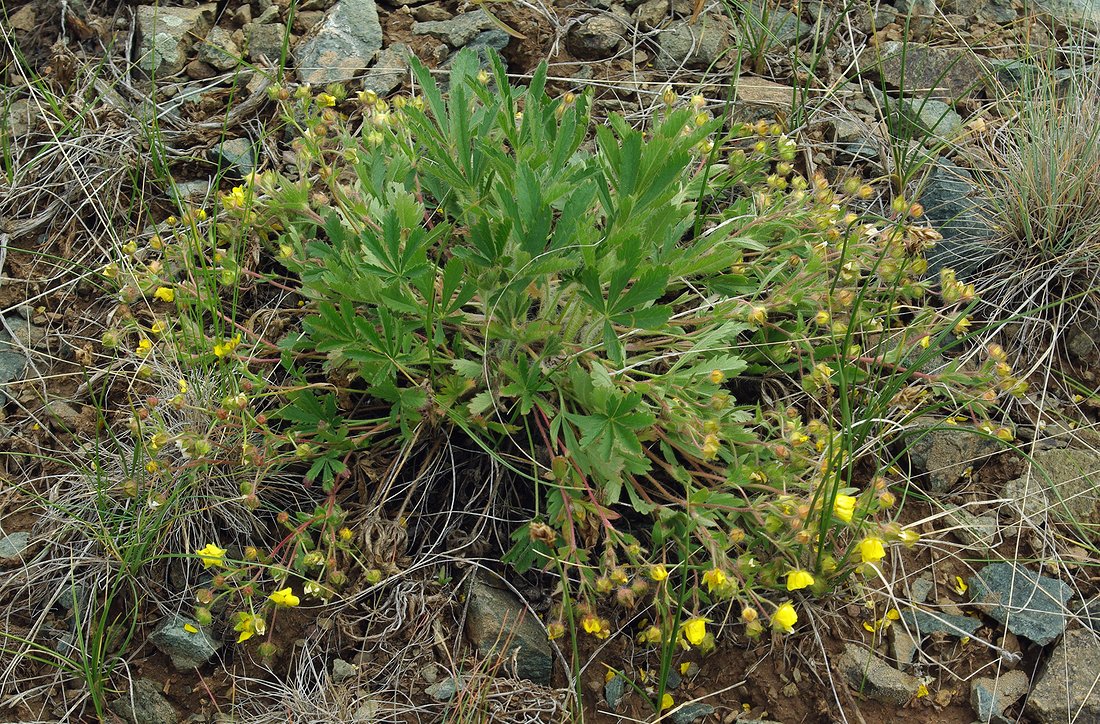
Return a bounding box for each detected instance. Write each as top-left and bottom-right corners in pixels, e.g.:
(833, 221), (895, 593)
(546, 622), (565, 640)
(858, 537), (886, 564)
(222, 185), (248, 209)
(953, 576), (968, 595)
(786, 569), (815, 591)
(649, 564), (669, 582)
(899, 529), (920, 547)
(771, 602), (798, 633)
(709, 369), (725, 384)
(660, 693), (674, 710)
(234, 612), (266, 643)
(153, 286), (175, 303)
(316, 92), (336, 107)
(178, 378), (188, 394)
(136, 337), (153, 357)
(682, 617), (707, 646)
(269, 587), (300, 607)
(638, 625), (663, 644)
(213, 334), (241, 359)
(919, 335), (931, 349)
(196, 543), (227, 569)
(701, 567), (726, 593)
(581, 615), (610, 639)
(183, 623), (199, 634)
(833, 494), (857, 523)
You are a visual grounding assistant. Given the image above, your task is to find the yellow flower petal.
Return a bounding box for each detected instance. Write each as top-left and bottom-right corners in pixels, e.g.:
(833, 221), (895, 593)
(682, 617), (707, 646)
(832, 494), (857, 523)
(268, 587), (300, 607)
(858, 537), (886, 564)
(786, 569), (815, 591)
(195, 543), (227, 569)
(771, 602), (798, 633)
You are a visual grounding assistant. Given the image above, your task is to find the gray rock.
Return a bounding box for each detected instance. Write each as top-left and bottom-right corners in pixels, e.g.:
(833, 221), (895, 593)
(944, 505), (1000, 555)
(198, 26), (241, 71)
(970, 669), (1029, 723)
(1026, 628), (1100, 722)
(604, 673), (628, 712)
(902, 420), (1002, 493)
(918, 158), (998, 279)
(732, 77), (794, 122)
(135, 5), (213, 77)
(361, 44), (410, 96)
(425, 677), (460, 701)
(465, 581), (553, 684)
(331, 658), (357, 683)
(859, 41), (984, 100)
(566, 15), (625, 60)
(44, 400), (82, 430)
(0, 531), (30, 560)
(109, 678), (180, 724)
(672, 702), (715, 723)
(890, 626), (921, 667)
(414, 5), (452, 21)
(838, 643), (922, 705)
(900, 607), (982, 638)
(295, 0), (383, 85)
(888, 96), (964, 140)
(0, 325), (28, 401)
(452, 29), (511, 67)
(413, 9), (494, 48)
(245, 23), (287, 64)
(170, 180), (213, 206)
(1034, 0), (1100, 30)
(742, 0), (811, 45)
(910, 574), (935, 604)
(149, 614), (221, 670)
(208, 138), (255, 178)
(970, 563), (1074, 645)
(1066, 322), (1100, 362)
(654, 14), (732, 70)
(1002, 448), (1100, 540)
(634, 0), (671, 28)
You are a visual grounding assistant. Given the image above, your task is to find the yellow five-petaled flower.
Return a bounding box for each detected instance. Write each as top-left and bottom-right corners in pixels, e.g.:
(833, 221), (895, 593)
(771, 602), (798, 633)
(701, 567), (726, 593)
(269, 587), (300, 607)
(859, 537), (886, 564)
(196, 543), (227, 569)
(682, 617), (708, 646)
(650, 564), (669, 582)
(153, 286), (175, 303)
(833, 494), (857, 523)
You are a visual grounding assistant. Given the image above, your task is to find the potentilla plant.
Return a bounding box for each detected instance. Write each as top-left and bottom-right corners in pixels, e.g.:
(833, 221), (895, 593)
(213, 49), (1008, 654)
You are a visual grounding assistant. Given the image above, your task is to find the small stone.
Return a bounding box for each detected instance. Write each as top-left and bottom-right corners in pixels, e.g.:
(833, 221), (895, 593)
(1002, 448), (1100, 540)
(0, 326), (28, 401)
(149, 613), (221, 670)
(732, 77), (794, 121)
(413, 9), (494, 47)
(634, 0), (671, 28)
(0, 531), (31, 560)
(672, 702), (716, 724)
(135, 5), (213, 77)
(109, 678), (179, 724)
(331, 658), (357, 683)
(184, 60), (218, 80)
(199, 26), (241, 70)
(295, 0), (384, 84)
(918, 158), (998, 279)
(902, 419), (1002, 493)
(465, 581), (552, 684)
(425, 677), (460, 701)
(208, 138), (255, 178)
(899, 607), (982, 638)
(566, 15), (625, 59)
(414, 5), (452, 21)
(361, 44), (411, 96)
(888, 96), (964, 140)
(970, 670), (1028, 723)
(890, 626), (921, 667)
(293, 10), (327, 33)
(604, 673), (628, 712)
(969, 563), (1074, 645)
(171, 180), (213, 206)
(233, 4), (252, 26)
(838, 643), (922, 705)
(943, 505), (1000, 554)
(245, 23), (288, 64)
(419, 663), (440, 683)
(858, 41), (985, 100)
(1033, 0), (1100, 30)
(654, 14), (732, 70)
(9, 5), (37, 31)
(1027, 628), (1100, 722)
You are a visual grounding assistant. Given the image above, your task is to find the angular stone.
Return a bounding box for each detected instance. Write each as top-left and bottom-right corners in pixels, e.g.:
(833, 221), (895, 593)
(0, 531), (30, 560)
(838, 643), (922, 705)
(944, 504), (1000, 554)
(888, 96), (963, 140)
(331, 658), (357, 683)
(917, 158), (998, 279)
(1034, 0), (1100, 30)
(295, 0), (383, 85)
(0, 325), (27, 402)
(732, 77), (794, 122)
(902, 419), (1002, 493)
(465, 581), (552, 684)
(109, 678), (179, 724)
(413, 9), (494, 48)
(199, 26), (241, 71)
(672, 702), (715, 723)
(1002, 448), (1100, 541)
(900, 607), (982, 638)
(208, 138), (255, 179)
(859, 41), (984, 101)
(969, 563), (1073, 645)
(605, 673), (628, 712)
(361, 44), (411, 96)
(654, 14), (733, 70)
(425, 677), (460, 701)
(566, 15), (625, 60)
(742, 0), (811, 45)
(135, 5), (213, 77)
(245, 22), (288, 64)
(149, 613), (221, 670)
(1027, 628), (1100, 722)
(970, 669), (1028, 723)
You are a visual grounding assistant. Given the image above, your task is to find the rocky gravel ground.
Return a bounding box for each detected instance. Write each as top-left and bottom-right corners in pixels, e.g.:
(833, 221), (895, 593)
(4, 0), (1100, 720)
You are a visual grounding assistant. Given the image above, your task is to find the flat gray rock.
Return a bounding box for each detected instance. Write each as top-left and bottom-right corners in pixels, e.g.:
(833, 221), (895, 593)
(0, 324), (27, 402)
(672, 702), (715, 723)
(900, 607), (982, 638)
(1026, 628), (1100, 722)
(1034, 0), (1100, 29)
(970, 563), (1074, 645)
(566, 15), (624, 60)
(135, 5), (213, 77)
(465, 581), (552, 684)
(838, 643), (922, 705)
(902, 418), (1002, 492)
(970, 669), (1028, 723)
(859, 41), (984, 101)
(918, 158), (998, 279)
(295, 0), (383, 85)
(0, 531), (30, 560)
(1002, 448), (1100, 542)
(361, 44), (410, 96)
(149, 613), (221, 670)
(413, 9), (494, 48)
(109, 678), (179, 724)
(655, 14), (733, 70)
